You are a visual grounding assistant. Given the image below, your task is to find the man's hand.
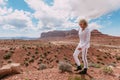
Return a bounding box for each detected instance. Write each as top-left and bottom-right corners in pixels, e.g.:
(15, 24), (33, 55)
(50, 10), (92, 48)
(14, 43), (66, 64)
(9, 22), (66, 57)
(78, 48), (82, 50)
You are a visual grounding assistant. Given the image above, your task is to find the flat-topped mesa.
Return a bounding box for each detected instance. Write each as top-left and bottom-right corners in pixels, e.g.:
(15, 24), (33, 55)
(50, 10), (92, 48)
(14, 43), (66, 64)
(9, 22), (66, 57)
(40, 29), (106, 39)
(40, 29), (78, 38)
(91, 29), (107, 37)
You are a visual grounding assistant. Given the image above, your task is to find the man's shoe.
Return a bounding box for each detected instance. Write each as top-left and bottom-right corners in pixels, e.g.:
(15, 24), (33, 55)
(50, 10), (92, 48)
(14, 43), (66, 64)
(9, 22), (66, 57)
(79, 68), (87, 74)
(74, 66), (82, 71)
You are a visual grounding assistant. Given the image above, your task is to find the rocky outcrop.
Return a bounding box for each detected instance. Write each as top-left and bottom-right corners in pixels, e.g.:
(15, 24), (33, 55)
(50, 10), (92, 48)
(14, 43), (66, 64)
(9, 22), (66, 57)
(0, 63), (21, 79)
(40, 29), (105, 39)
(91, 29), (108, 37)
(40, 29), (78, 38)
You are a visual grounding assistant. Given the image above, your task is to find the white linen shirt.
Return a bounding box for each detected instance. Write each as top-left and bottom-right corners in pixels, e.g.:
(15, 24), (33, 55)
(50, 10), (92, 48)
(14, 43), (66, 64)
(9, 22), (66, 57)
(78, 27), (91, 49)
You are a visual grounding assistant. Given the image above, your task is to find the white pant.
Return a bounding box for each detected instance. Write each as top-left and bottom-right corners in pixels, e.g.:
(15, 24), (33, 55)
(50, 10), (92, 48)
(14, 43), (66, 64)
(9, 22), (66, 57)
(73, 45), (88, 68)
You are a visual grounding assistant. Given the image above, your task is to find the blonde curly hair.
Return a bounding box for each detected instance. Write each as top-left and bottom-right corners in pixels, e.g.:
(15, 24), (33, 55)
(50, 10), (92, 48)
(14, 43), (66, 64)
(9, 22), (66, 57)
(79, 19), (88, 28)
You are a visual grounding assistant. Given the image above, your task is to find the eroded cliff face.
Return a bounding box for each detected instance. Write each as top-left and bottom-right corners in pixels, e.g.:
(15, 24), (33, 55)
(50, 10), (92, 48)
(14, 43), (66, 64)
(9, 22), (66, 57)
(40, 29), (78, 38)
(40, 29), (107, 39)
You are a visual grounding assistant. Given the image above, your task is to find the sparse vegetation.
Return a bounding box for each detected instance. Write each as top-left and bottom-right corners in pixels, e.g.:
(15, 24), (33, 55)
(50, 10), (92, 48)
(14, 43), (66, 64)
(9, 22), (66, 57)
(89, 63), (101, 68)
(64, 57), (68, 61)
(102, 66), (113, 74)
(58, 61), (72, 72)
(3, 52), (13, 60)
(0, 30), (119, 80)
(29, 58), (34, 63)
(25, 78), (30, 80)
(24, 61), (29, 67)
(116, 56), (120, 60)
(27, 52), (31, 56)
(68, 76), (86, 80)
(8, 60), (12, 63)
(35, 51), (39, 54)
(38, 63), (47, 70)
(32, 55), (35, 58)
(56, 60), (59, 63)
(97, 57), (103, 61)
(103, 55), (107, 59)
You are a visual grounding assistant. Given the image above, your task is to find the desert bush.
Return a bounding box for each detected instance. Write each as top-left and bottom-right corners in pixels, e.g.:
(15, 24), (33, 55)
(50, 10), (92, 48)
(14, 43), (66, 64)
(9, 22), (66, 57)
(58, 61), (72, 72)
(89, 63), (101, 68)
(47, 51), (50, 54)
(35, 47), (38, 51)
(56, 60), (59, 63)
(32, 55), (35, 58)
(80, 63), (84, 68)
(50, 59), (53, 63)
(8, 60), (12, 63)
(26, 52), (31, 56)
(27, 46), (31, 49)
(5, 50), (8, 53)
(97, 57), (103, 61)
(35, 51), (39, 54)
(25, 78), (30, 80)
(24, 61), (29, 67)
(38, 63), (47, 70)
(3, 52), (12, 60)
(40, 55), (45, 58)
(116, 56), (120, 60)
(103, 55), (107, 59)
(54, 55), (57, 58)
(44, 52), (47, 57)
(9, 47), (13, 50)
(118, 75), (120, 79)
(102, 66), (113, 74)
(64, 57), (68, 60)
(22, 45), (25, 49)
(29, 58), (34, 63)
(68, 76), (85, 80)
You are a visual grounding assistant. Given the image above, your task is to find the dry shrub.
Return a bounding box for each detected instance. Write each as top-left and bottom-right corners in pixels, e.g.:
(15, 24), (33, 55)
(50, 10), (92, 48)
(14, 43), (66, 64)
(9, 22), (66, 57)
(58, 61), (72, 72)
(38, 63), (47, 70)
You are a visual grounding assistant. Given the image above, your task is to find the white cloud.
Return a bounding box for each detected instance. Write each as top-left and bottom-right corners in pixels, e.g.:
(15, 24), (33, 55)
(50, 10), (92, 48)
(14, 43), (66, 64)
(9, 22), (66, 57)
(24, 0), (71, 31)
(89, 22), (103, 32)
(2, 24), (16, 30)
(0, 8), (34, 31)
(0, 0), (7, 5)
(70, 0), (120, 19)
(0, 0), (120, 37)
(0, 7), (13, 15)
(0, 1), (41, 37)
(25, 0), (120, 32)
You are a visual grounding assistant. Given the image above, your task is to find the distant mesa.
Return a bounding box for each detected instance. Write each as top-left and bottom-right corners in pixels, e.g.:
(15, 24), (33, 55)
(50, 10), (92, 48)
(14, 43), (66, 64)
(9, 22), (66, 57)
(40, 29), (107, 39)
(41, 29), (77, 38)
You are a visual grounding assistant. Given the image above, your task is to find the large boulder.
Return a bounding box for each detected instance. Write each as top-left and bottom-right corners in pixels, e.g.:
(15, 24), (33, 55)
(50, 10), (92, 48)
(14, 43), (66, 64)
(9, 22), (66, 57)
(0, 63), (21, 79)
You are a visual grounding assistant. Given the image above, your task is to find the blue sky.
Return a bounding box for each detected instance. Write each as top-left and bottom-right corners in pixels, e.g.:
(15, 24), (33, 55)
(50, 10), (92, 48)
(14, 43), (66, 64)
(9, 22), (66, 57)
(7, 0), (34, 13)
(0, 0), (120, 37)
(90, 9), (120, 36)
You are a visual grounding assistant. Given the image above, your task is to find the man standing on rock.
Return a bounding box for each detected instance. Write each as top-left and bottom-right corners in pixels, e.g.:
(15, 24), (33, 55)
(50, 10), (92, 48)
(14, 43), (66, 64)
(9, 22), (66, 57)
(73, 19), (91, 74)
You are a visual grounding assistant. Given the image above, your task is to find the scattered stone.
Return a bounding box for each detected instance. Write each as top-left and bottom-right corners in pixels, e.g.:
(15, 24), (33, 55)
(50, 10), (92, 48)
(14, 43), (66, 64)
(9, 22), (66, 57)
(0, 63), (21, 79)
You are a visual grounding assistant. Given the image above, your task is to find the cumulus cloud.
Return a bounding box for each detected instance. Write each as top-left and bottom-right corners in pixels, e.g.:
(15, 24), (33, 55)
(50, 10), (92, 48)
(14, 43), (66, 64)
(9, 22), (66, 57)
(70, 0), (120, 19)
(0, 7), (13, 15)
(24, 0), (120, 32)
(2, 24), (16, 30)
(1, 0), (120, 37)
(88, 22), (103, 32)
(25, 0), (71, 30)
(0, 8), (34, 31)
(0, 0), (7, 5)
